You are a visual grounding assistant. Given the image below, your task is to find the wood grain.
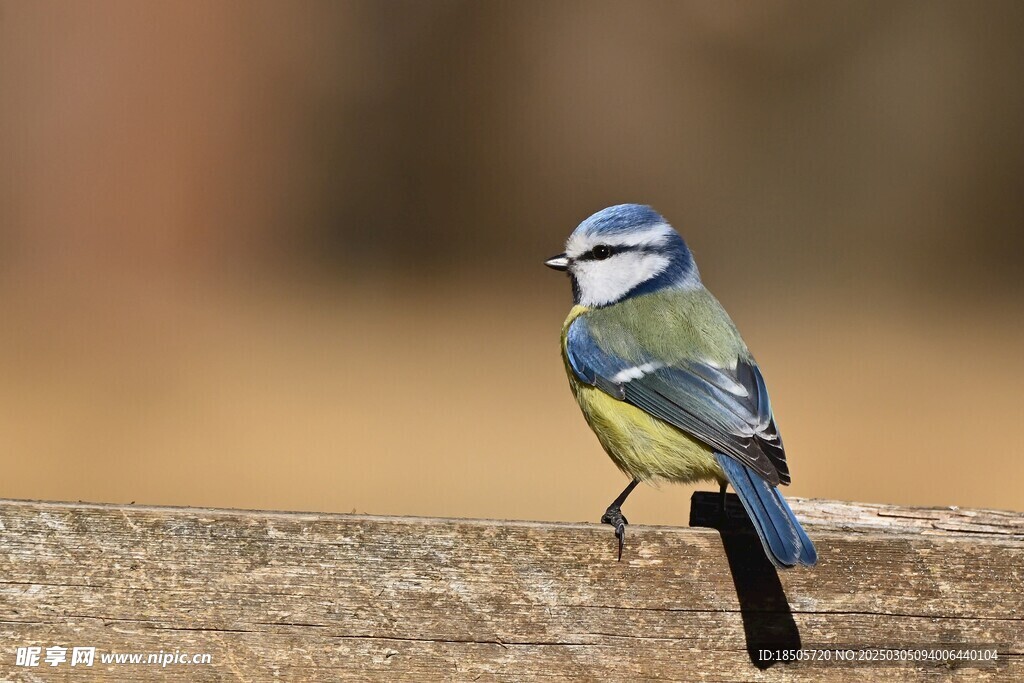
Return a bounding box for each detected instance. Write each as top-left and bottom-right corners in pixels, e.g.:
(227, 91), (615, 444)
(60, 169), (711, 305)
(0, 496), (1021, 681)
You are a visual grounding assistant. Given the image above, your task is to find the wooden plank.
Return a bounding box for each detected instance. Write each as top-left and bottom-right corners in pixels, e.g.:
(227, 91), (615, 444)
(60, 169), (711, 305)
(694, 492), (1024, 539)
(0, 497), (1021, 681)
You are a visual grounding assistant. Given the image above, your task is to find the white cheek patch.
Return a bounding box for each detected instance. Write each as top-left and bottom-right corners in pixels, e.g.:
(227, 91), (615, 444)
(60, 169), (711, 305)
(565, 223), (673, 258)
(612, 361), (665, 383)
(573, 251), (671, 307)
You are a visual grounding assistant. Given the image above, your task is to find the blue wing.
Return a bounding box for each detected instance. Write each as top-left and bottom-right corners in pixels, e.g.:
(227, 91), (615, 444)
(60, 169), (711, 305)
(566, 315), (789, 486)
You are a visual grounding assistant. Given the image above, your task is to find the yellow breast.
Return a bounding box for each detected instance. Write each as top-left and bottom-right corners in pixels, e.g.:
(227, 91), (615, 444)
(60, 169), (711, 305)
(561, 306), (725, 484)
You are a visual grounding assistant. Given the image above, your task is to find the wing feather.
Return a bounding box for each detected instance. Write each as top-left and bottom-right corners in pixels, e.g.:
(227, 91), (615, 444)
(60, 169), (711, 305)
(566, 315), (790, 486)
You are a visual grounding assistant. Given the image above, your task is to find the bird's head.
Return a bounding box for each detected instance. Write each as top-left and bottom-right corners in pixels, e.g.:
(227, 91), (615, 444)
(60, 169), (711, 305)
(546, 204), (699, 307)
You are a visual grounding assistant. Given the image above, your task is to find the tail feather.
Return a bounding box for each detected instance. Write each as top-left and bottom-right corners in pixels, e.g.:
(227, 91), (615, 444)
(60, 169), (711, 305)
(714, 453), (817, 568)
(773, 486), (819, 566)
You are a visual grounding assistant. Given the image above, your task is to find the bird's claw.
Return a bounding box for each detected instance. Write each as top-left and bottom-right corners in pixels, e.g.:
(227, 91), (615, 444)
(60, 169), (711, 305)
(601, 507), (629, 561)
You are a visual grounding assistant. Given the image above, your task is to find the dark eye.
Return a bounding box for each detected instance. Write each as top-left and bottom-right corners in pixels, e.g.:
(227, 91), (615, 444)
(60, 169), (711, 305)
(592, 244), (612, 260)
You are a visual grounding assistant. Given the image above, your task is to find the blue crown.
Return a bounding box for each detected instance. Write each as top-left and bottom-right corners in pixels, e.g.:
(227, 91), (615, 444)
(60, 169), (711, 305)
(576, 204), (667, 237)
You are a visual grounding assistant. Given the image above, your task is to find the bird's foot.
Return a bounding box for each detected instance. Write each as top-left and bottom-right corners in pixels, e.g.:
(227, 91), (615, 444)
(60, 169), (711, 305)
(601, 506), (629, 561)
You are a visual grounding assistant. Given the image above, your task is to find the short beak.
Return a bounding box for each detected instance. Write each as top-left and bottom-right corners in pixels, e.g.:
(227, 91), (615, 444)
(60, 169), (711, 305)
(545, 253), (570, 271)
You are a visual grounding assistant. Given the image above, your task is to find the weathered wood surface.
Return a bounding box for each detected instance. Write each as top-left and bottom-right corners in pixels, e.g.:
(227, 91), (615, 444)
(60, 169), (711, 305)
(0, 496), (1021, 681)
(690, 492), (1024, 539)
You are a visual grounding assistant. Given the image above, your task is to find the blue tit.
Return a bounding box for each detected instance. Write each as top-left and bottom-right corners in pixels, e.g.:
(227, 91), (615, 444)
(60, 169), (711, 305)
(546, 204), (816, 568)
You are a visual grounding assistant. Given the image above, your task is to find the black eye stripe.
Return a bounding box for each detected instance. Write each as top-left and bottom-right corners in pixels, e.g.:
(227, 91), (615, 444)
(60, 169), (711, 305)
(578, 244), (660, 261)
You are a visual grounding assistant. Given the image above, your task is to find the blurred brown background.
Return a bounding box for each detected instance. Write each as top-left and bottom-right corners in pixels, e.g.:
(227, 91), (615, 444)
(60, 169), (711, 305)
(0, 1), (1021, 526)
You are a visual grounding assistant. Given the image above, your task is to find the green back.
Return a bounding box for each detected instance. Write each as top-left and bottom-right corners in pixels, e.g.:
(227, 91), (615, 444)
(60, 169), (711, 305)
(581, 287), (749, 367)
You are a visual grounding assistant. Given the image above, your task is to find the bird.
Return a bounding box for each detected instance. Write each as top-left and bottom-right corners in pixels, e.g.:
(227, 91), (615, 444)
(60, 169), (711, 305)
(546, 204), (816, 568)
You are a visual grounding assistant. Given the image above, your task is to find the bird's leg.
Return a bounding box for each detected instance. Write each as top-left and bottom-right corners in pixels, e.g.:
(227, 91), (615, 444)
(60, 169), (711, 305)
(718, 481), (729, 520)
(601, 478), (640, 561)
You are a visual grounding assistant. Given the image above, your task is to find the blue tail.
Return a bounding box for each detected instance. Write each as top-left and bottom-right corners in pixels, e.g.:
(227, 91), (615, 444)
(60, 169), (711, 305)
(714, 453), (817, 568)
